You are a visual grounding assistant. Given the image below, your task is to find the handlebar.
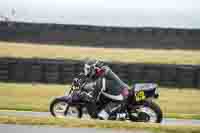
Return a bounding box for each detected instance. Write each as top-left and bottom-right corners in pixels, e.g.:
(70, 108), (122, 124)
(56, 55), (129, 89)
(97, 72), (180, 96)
(65, 74), (89, 95)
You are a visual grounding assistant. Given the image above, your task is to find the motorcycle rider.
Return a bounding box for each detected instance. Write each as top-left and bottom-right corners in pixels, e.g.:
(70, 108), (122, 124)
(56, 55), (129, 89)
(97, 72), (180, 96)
(81, 59), (129, 120)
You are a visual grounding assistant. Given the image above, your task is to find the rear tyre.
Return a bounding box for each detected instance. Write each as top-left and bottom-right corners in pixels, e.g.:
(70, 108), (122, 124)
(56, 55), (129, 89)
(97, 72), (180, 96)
(129, 101), (163, 123)
(50, 99), (82, 118)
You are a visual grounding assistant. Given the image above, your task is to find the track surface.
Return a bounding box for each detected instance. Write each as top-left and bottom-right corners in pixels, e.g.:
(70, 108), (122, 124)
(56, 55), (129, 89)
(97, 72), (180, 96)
(0, 111), (200, 126)
(0, 124), (151, 133)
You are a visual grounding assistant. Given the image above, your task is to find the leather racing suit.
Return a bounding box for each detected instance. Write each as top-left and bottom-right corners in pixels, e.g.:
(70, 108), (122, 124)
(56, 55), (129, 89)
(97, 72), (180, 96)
(82, 65), (129, 120)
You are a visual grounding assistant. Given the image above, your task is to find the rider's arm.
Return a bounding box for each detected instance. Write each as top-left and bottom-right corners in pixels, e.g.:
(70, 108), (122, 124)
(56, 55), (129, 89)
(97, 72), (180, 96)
(83, 81), (96, 92)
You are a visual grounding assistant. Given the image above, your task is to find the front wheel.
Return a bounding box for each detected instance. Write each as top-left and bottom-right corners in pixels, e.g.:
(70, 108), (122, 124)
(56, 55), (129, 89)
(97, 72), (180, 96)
(50, 99), (82, 118)
(129, 101), (163, 123)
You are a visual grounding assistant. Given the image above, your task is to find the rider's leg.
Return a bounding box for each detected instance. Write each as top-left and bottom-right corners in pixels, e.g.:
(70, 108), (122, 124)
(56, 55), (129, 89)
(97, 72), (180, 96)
(98, 101), (121, 120)
(98, 88), (129, 120)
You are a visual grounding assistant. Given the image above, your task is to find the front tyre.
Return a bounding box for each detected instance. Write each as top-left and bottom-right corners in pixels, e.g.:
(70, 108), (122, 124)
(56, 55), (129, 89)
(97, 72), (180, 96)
(129, 101), (163, 123)
(50, 99), (82, 118)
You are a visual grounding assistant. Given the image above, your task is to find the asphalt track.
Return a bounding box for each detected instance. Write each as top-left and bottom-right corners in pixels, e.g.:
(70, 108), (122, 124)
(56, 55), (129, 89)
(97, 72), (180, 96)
(0, 111), (200, 126)
(0, 124), (151, 133)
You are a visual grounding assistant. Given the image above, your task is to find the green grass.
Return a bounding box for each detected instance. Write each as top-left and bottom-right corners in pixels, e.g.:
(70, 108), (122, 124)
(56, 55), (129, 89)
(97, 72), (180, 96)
(0, 82), (200, 120)
(166, 113), (200, 120)
(0, 41), (200, 64)
(0, 82), (66, 112)
(0, 115), (200, 133)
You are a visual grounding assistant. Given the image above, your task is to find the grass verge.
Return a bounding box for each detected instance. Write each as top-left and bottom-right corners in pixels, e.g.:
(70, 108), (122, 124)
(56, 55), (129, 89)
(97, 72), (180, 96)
(0, 115), (200, 133)
(0, 82), (200, 119)
(166, 113), (200, 120)
(1, 41), (200, 64)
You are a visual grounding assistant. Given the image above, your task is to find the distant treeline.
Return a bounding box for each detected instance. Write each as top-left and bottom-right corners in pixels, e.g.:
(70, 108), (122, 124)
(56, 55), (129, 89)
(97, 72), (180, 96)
(0, 21), (200, 49)
(0, 57), (200, 88)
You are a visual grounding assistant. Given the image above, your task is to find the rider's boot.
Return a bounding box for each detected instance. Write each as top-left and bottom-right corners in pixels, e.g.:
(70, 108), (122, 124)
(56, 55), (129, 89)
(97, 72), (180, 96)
(98, 102), (122, 120)
(98, 109), (109, 120)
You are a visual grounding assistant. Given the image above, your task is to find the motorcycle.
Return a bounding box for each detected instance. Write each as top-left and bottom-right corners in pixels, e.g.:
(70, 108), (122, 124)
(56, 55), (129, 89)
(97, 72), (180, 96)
(50, 74), (163, 123)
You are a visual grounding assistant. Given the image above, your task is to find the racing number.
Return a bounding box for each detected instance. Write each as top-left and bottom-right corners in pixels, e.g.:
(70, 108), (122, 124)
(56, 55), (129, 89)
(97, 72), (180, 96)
(135, 91), (146, 101)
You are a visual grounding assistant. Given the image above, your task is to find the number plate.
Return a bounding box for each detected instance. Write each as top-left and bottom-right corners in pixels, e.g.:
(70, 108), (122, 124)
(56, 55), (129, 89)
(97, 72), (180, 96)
(135, 91), (146, 101)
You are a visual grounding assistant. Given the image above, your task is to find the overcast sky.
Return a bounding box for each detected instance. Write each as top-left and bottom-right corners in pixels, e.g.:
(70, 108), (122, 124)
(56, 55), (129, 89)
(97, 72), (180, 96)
(0, 0), (199, 28)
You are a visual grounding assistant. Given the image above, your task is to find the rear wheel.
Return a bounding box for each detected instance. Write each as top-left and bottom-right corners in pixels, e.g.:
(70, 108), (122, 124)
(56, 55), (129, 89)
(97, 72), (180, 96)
(129, 101), (163, 123)
(50, 99), (82, 118)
